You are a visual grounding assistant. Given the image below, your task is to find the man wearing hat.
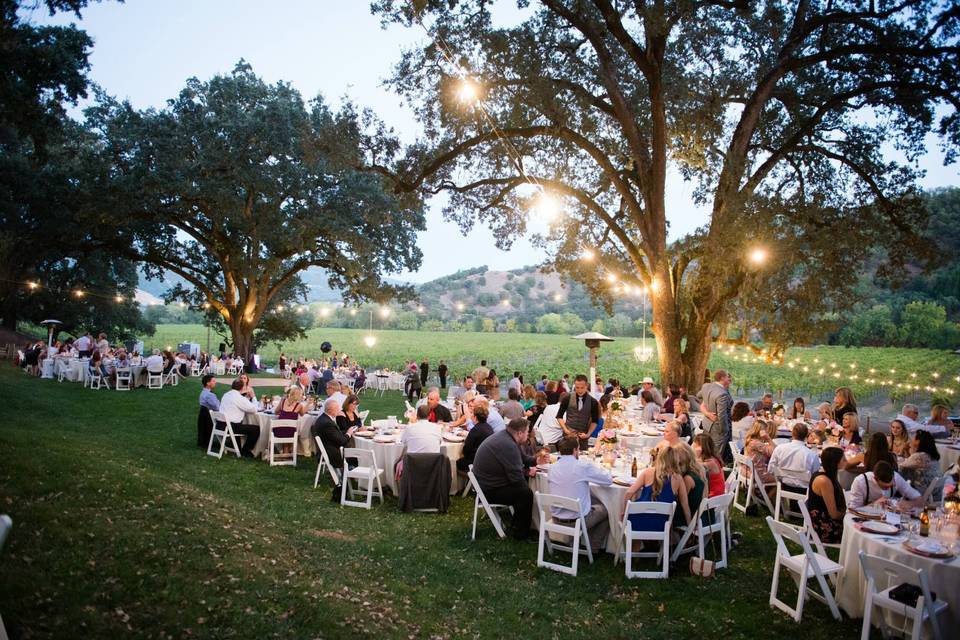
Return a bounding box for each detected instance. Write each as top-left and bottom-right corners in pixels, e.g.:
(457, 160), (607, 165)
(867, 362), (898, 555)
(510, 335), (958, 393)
(641, 377), (664, 406)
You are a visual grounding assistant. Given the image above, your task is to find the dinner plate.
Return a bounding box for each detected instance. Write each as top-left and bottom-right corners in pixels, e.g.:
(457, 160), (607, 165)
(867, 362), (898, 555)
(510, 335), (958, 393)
(612, 477), (635, 487)
(443, 435), (465, 443)
(354, 430), (375, 438)
(902, 540), (955, 559)
(641, 430), (661, 437)
(850, 506), (884, 519)
(860, 521), (899, 535)
(373, 436), (396, 443)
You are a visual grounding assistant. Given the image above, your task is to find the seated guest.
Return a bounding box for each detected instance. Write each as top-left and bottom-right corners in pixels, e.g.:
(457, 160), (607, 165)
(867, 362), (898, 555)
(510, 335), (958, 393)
(640, 390), (660, 422)
(899, 430), (942, 496)
(326, 380), (346, 407)
(219, 379), (261, 457)
(692, 434), (726, 498)
(790, 397), (811, 420)
(197, 374), (219, 447)
(753, 393), (775, 415)
(731, 401), (754, 449)
(353, 368), (366, 393)
(895, 403), (926, 434)
(744, 419), (777, 486)
(544, 379), (561, 405)
(499, 388), (526, 421)
(887, 419), (912, 457)
(145, 348), (164, 372)
(472, 397), (506, 433)
(458, 405), (493, 472)
(451, 376), (475, 403)
(838, 412), (862, 447)
(674, 443), (706, 528)
(593, 394), (611, 437)
(622, 445), (691, 534)
(311, 398), (356, 472)
(767, 422), (820, 488)
(656, 421), (683, 450)
(671, 397), (693, 442)
(547, 436), (613, 553)
(472, 417), (538, 540)
(662, 384), (681, 414)
(536, 375), (547, 392)
(276, 386), (306, 420)
(400, 405), (443, 454)
(424, 388), (453, 423)
(337, 394), (363, 433)
(923, 404), (953, 438)
(450, 390), (477, 428)
(806, 448), (846, 544)
(848, 460), (922, 509)
(525, 391), (548, 426)
(291, 372), (312, 397)
(862, 431), (898, 473)
(237, 373), (255, 401)
(520, 385), (536, 411)
(640, 377), (664, 406)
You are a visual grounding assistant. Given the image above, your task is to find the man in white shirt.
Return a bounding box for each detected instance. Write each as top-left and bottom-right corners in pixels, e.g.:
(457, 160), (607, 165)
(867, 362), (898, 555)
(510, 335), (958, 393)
(848, 460), (922, 509)
(767, 423), (820, 488)
(537, 402), (563, 447)
(895, 404), (927, 434)
(548, 436), (613, 553)
(74, 332), (92, 357)
(507, 372), (522, 396)
(401, 405), (443, 454)
(326, 380), (347, 408)
(145, 349), (164, 371)
(218, 378), (261, 457)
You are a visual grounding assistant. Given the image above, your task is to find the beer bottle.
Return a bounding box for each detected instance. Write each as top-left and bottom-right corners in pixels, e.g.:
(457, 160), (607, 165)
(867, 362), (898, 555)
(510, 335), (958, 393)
(631, 455), (638, 478)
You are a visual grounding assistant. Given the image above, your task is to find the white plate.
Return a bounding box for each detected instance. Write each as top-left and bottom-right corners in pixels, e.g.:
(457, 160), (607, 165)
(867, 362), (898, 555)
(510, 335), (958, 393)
(852, 505), (884, 518)
(612, 476), (634, 487)
(860, 521), (899, 535)
(443, 435), (465, 443)
(373, 436), (396, 443)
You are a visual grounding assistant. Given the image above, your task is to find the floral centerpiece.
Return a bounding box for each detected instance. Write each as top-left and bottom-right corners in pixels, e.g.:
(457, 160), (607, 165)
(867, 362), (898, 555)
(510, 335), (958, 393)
(597, 428), (619, 465)
(609, 399), (624, 414)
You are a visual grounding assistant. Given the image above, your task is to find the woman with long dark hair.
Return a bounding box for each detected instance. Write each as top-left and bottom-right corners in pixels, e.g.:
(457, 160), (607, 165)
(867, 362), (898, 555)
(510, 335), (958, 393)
(899, 430), (942, 495)
(806, 448), (846, 543)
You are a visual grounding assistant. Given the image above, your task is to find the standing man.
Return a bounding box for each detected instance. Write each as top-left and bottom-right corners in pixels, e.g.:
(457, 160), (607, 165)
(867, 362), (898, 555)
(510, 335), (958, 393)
(75, 331), (92, 358)
(472, 360), (490, 396)
(555, 374), (599, 450)
(701, 369), (734, 464)
(419, 358), (429, 388)
(437, 360), (448, 389)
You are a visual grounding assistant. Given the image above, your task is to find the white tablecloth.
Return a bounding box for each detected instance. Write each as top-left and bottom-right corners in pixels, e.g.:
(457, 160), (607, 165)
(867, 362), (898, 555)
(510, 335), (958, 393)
(40, 359), (55, 379)
(352, 435), (463, 495)
(529, 462), (629, 554)
(936, 442), (960, 473)
(836, 514), (958, 637)
(245, 412), (318, 459)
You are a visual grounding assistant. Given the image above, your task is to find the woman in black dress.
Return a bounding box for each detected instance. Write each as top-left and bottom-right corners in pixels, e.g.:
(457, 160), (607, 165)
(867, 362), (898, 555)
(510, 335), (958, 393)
(806, 447), (846, 544)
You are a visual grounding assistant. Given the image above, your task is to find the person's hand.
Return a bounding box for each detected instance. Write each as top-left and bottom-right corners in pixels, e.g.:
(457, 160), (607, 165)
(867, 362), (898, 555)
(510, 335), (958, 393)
(527, 466), (538, 478)
(578, 431), (589, 440)
(347, 426), (357, 436)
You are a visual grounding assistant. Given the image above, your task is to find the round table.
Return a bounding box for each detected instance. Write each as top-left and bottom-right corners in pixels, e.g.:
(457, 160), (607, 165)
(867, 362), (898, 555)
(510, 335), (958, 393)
(836, 514), (959, 637)
(935, 441), (960, 473)
(245, 412), (318, 459)
(352, 434), (464, 496)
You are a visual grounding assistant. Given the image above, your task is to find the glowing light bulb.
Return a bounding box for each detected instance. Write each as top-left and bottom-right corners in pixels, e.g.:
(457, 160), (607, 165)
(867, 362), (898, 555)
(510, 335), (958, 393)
(115, 296), (124, 303)
(748, 247), (769, 265)
(27, 281), (38, 290)
(580, 249), (594, 261)
(456, 79), (478, 103)
(349, 309), (357, 316)
(379, 308), (391, 318)
(363, 335), (376, 348)
(531, 191), (561, 223)
(455, 303), (465, 311)
(74, 290), (85, 298)
(606, 273), (618, 283)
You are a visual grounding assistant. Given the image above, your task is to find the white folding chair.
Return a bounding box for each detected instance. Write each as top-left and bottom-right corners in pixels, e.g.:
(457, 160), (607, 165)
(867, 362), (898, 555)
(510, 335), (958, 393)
(765, 516), (842, 622)
(206, 410), (244, 459)
(774, 471), (810, 523)
(797, 500), (841, 561)
(614, 501), (675, 579)
(858, 550), (949, 640)
(534, 492), (593, 576)
(190, 362), (201, 376)
(670, 496), (707, 563)
(358, 410), (370, 426)
(163, 367), (179, 387)
(921, 474), (946, 506)
(313, 436), (341, 488)
(732, 450), (776, 515)
(147, 367), (163, 389)
(87, 366), (106, 390)
(340, 447), (383, 509)
(468, 467), (513, 540)
(267, 419), (298, 467)
(115, 367), (132, 391)
(697, 493), (735, 569)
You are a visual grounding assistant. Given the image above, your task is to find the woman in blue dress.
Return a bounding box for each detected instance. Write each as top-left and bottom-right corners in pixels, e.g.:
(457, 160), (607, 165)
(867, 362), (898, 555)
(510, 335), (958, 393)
(621, 446), (691, 535)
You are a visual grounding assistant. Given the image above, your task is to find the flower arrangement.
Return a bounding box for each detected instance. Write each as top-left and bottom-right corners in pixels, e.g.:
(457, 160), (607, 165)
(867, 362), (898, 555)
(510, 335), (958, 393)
(598, 428), (618, 448)
(610, 399), (623, 413)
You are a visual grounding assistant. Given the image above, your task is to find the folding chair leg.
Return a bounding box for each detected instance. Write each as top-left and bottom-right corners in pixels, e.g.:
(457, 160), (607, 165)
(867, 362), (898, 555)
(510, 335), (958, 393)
(472, 497), (480, 540)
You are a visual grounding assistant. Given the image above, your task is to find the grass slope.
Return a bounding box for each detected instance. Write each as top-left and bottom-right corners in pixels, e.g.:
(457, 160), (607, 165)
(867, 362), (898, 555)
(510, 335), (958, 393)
(0, 365), (866, 639)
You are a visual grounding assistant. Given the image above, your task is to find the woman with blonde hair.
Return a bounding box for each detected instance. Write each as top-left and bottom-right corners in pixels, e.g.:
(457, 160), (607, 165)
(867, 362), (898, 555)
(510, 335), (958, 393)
(744, 419), (777, 486)
(622, 445), (691, 533)
(927, 404), (954, 431)
(832, 387), (857, 424)
(887, 419), (911, 457)
(276, 386), (306, 420)
(839, 412), (862, 447)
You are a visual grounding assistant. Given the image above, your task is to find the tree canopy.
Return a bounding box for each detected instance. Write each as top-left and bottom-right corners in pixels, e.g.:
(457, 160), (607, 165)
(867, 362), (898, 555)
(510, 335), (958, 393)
(86, 62), (426, 356)
(368, 0), (959, 388)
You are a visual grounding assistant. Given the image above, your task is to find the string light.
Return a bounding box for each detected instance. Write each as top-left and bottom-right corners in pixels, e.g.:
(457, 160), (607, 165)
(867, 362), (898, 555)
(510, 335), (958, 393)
(379, 307), (391, 318)
(73, 290), (85, 298)
(27, 281), (38, 290)
(580, 249), (595, 261)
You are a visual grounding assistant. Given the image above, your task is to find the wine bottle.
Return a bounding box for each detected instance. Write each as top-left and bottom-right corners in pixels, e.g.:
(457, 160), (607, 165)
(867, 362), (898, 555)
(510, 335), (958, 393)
(919, 508), (930, 537)
(631, 455), (638, 478)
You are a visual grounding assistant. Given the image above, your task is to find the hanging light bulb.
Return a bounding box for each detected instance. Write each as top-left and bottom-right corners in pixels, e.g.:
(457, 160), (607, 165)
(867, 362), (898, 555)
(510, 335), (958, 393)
(363, 335), (377, 348)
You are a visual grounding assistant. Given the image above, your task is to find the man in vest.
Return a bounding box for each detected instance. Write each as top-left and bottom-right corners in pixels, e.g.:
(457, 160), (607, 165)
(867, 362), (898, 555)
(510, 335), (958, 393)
(555, 374), (599, 450)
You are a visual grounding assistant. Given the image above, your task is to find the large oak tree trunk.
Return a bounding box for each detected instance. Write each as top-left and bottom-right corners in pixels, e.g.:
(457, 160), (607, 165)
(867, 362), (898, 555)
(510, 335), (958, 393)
(228, 319), (254, 361)
(649, 278), (715, 393)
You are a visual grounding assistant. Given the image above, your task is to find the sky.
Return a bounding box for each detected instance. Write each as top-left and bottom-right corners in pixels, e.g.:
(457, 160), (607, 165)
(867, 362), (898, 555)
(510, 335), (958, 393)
(31, 0), (958, 283)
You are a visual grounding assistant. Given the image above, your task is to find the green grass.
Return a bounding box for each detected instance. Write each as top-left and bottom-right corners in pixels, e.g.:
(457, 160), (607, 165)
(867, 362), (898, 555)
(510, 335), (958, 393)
(147, 324), (958, 404)
(0, 365), (868, 639)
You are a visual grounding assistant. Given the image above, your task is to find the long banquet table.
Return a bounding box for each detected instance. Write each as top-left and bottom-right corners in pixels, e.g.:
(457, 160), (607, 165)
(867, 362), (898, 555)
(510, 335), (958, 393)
(836, 513), (958, 637)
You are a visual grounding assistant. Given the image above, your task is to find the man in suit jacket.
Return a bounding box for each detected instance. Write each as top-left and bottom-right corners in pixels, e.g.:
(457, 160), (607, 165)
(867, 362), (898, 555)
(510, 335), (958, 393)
(700, 369), (734, 463)
(424, 388), (453, 423)
(311, 398), (356, 472)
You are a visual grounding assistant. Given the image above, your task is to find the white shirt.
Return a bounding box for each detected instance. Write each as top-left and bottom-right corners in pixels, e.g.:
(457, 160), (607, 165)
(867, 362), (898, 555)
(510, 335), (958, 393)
(537, 403), (563, 445)
(896, 414), (927, 434)
(220, 389), (259, 425)
(548, 454), (613, 519)
(145, 354), (164, 371)
(327, 391), (347, 408)
(848, 471), (920, 509)
(767, 439), (820, 486)
(508, 377), (522, 394)
(75, 335), (91, 351)
(97, 338), (109, 354)
(920, 418), (949, 436)
(400, 421), (442, 454)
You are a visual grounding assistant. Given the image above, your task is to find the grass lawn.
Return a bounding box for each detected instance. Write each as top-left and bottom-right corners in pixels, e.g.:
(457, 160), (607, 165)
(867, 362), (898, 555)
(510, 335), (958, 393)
(0, 364), (867, 639)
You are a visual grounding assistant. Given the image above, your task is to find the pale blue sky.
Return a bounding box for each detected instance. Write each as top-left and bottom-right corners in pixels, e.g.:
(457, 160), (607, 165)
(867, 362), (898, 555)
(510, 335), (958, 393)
(31, 0), (958, 283)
